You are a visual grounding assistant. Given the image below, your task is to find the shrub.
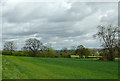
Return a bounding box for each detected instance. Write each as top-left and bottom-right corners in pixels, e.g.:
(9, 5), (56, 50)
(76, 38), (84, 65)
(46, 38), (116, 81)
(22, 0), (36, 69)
(99, 56), (108, 61)
(36, 51), (49, 57)
(21, 52), (29, 56)
(60, 52), (71, 58)
(12, 51), (22, 56)
(11, 51), (29, 56)
(99, 49), (117, 61)
(2, 51), (12, 55)
(54, 53), (61, 58)
(48, 48), (56, 57)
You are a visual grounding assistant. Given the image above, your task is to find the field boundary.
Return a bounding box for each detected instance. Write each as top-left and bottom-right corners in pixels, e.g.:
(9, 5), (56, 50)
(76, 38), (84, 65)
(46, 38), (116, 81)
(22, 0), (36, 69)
(1, 79), (119, 81)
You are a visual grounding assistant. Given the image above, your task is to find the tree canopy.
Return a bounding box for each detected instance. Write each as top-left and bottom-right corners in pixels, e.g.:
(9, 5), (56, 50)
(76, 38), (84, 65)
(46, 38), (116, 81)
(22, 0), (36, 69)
(23, 38), (43, 57)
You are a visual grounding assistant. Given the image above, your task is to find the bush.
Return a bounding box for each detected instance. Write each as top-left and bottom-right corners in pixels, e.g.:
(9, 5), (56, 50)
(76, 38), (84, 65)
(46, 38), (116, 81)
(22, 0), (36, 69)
(48, 48), (56, 57)
(36, 51), (44, 57)
(12, 51), (21, 56)
(11, 51), (29, 56)
(60, 52), (63, 56)
(21, 52), (29, 56)
(36, 51), (49, 57)
(2, 51), (12, 55)
(36, 50), (61, 58)
(99, 49), (117, 61)
(99, 56), (108, 61)
(54, 53), (61, 58)
(59, 52), (71, 58)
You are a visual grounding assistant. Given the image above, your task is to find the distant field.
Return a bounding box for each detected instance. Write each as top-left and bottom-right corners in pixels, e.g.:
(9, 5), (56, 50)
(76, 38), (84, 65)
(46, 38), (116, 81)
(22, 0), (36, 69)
(2, 55), (118, 79)
(70, 55), (102, 58)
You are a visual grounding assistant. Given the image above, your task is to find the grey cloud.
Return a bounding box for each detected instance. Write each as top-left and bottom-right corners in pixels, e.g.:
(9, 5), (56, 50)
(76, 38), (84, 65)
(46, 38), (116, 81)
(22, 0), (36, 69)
(2, 2), (118, 50)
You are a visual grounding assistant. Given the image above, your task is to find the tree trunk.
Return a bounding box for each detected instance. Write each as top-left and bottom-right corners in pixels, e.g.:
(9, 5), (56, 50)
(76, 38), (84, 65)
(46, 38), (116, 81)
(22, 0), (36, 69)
(108, 49), (114, 61)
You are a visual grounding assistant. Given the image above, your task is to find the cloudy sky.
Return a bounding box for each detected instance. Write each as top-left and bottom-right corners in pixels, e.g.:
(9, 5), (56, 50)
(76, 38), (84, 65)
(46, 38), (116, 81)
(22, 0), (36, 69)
(1, 1), (118, 50)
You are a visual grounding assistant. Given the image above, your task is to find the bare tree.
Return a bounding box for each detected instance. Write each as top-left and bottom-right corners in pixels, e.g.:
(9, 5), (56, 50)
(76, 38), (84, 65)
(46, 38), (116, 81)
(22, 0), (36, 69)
(23, 38), (42, 57)
(93, 25), (119, 61)
(3, 41), (17, 54)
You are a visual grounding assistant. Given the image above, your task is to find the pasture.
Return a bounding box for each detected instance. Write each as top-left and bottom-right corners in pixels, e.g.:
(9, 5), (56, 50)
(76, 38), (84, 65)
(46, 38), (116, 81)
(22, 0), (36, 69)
(0, 55), (2, 80)
(2, 55), (118, 79)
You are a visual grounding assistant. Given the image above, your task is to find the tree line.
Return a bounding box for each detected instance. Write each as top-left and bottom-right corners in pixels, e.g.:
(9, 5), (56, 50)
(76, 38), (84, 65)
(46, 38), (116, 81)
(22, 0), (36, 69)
(2, 38), (92, 57)
(2, 25), (120, 61)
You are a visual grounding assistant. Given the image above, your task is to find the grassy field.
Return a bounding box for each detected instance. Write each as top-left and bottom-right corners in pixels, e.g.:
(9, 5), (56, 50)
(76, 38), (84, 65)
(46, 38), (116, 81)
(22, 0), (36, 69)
(2, 55), (118, 79)
(0, 55), (2, 80)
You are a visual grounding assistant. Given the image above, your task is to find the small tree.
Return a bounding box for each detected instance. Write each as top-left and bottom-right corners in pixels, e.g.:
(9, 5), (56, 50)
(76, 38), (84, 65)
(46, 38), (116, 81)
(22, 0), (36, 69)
(83, 48), (90, 58)
(23, 38), (42, 57)
(75, 45), (90, 58)
(3, 41), (17, 55)
(76, 45), (84, 58)
(93, 25), (119, 61)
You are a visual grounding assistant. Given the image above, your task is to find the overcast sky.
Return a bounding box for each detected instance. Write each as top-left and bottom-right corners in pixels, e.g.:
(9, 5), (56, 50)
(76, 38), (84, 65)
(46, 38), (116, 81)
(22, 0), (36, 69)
(2, 1), (118, 50)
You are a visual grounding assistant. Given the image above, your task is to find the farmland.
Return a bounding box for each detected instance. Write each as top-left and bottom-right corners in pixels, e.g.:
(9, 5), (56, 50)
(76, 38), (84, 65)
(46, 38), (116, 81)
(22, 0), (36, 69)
(2, 55), (118, 79)
(0, 55), (2, 80)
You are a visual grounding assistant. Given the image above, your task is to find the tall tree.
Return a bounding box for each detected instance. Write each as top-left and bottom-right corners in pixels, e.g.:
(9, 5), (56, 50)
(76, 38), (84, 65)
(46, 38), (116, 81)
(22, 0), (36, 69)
(93, 25), (119, 61)
(3, 41), (17, 54)
(23, 38), (42, 57)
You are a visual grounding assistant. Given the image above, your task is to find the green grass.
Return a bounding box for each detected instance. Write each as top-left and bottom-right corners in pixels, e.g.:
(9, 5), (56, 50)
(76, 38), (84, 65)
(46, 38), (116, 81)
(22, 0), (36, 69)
(2, 55), (118, 79)
(0, 55), (2, 80)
